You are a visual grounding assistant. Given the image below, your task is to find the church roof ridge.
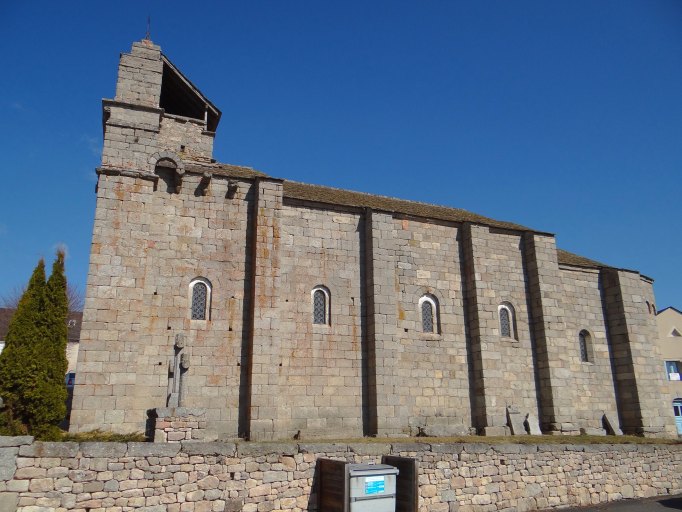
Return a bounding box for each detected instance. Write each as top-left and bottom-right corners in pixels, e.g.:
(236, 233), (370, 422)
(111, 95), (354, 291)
(282, 179), (536, 232)
(187, 159), (619, 272)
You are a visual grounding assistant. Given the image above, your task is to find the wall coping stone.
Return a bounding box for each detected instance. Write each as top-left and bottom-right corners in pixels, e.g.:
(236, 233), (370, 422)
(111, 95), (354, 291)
(0, 436), (679, 458)
(348, 443), (391, 455)
(0, 437), (33, 448)
(492, 444), (539, 454)
(298, 443), (348, 453)
(583, 444), (610, 453)
(391, 442), (430, 453)
(461, 443), (493, 454)
(127, 442), (181, 457)
(80, 442), (128, 458)
(236, 442), (297, 457)
(537, 444), (569, 452)
(18, 442), (79, 458)
(430, 443), (465, 454)
(180, 441), (236, 456)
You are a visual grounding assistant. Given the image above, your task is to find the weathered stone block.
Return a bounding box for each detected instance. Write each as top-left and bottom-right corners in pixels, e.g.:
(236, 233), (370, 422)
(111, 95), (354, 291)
(80, 442), (128, 458)
(0, 437), (33, 448)
(236, 443), (296, 457)
(0, 448), (18, 481)
(181, 442), (236, 456)
(19, 442), (78, 458)
(127, 442), (181, 457)
(0, 493), (17, 511)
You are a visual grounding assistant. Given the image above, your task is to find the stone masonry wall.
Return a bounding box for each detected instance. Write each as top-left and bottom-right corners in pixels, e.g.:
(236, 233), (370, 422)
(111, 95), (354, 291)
(522, 233), (576, 434)
(275, 201), (365, 439)
(0, 437), (679, 512)
(602, 270), (676, 436)
(157, 116), (215, 163)
(71, 173), (254, 438)
(559, 267), (619, 430)
(73, 38), (681, 442)
(102, 40), (215, 173)
(393, 218), (471, 436)
(462, 225), (539, 434)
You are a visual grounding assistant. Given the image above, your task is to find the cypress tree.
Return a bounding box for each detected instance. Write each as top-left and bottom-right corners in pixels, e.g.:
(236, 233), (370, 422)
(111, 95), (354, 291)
(37, 250), (69, 438)
(0, 259), (48, 435)
(0, 252), (70, 439)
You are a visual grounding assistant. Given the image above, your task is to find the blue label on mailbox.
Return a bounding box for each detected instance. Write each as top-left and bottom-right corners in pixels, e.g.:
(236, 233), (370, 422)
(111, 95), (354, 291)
(365, 476), (385, 495)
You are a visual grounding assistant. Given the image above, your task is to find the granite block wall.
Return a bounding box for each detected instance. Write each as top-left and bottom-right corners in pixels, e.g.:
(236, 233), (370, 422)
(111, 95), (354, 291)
(70, 38), (679, 441)
(559, 267), (619, 430)
(276, 201), (365, 439)
(0, 438), (679, 512)
(462, 225), (539, 434)
(71, 172), (254, 439)
(393, 218), (471, 435)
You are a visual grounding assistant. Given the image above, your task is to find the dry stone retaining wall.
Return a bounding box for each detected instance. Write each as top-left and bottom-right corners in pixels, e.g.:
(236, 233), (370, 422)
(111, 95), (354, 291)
(0, 437), (679, 512)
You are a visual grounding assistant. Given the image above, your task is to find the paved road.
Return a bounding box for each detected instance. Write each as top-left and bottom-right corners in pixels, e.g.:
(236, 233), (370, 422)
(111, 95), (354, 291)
(541, 495), (682, 511)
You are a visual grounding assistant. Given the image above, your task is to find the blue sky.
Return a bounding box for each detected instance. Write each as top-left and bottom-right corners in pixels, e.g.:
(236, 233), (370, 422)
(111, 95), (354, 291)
(0, 1), (680, 309)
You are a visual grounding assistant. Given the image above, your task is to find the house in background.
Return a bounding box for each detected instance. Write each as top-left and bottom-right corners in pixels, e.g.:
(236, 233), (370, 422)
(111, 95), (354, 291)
(0, 308), (11, 356)
(656, 306), (682, 435)
(0, 307), (82, 382)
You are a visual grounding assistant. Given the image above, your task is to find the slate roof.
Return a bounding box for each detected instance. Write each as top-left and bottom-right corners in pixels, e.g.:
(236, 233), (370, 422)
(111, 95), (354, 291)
(187, 160), (613, 271)
(555, 249), (606, 269)
(0, 308), (83, 343)
(185, 162), (267, 180)
(283, 181), (531, 231)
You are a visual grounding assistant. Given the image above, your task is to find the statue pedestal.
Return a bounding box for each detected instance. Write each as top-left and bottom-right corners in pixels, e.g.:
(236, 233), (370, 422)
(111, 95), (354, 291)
(149, 407), (207, 443)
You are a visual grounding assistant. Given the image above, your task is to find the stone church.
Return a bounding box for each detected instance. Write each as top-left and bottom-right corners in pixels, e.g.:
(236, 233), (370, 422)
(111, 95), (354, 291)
(69, 40), (676, 440)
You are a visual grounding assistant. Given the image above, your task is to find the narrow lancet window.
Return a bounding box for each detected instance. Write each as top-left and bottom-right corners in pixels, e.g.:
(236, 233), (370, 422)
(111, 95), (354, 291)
(419, 294), (439, 334)
(579, 330), (591, 362)
(312, 286), (330, 325)
(191, 282), (208, 320)
(498, 302), (517, 340)
(313, 290), (326, 324)
(422, 301), (434, 333)
(500, 308), (511, 337)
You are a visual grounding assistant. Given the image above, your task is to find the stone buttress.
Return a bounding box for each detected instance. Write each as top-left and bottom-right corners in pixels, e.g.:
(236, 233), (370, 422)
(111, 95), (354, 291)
(70, 39), (678, 440)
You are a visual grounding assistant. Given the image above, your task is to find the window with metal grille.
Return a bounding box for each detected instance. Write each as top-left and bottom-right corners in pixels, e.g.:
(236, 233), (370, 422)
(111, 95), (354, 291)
(191, 282), (208, 320)
(579, 330), (590, 362)
(313, 288), (327, 325)
(418, 294), (439, 334)
(422, 301), (434, 333)
(500, 308), (511, 337)
(498, 302), (516, 340)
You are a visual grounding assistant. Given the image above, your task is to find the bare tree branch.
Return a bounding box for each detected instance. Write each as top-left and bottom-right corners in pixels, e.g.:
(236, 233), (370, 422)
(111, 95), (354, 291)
(1, 283), (85, 313)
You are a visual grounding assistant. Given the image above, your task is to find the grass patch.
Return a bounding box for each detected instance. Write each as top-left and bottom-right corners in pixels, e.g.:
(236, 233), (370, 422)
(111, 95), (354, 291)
(61, 429), (148, 443)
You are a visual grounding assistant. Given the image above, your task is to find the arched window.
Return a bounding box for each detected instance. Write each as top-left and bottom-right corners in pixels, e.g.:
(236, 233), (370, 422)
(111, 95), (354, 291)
(646, 301), (651, 314)
(578, 330), (592, 362)
(418, 294), (439, 334)
(189, 277), (212, 320)
(312, 286), (330, 325)
(498, 302), (517, 340)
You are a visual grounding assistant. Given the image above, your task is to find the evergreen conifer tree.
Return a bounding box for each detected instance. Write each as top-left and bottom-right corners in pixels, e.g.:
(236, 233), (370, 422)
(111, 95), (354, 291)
(0, 259), (48, 435)
(36, 250), (69, 438)
(0, 252), (70, 439)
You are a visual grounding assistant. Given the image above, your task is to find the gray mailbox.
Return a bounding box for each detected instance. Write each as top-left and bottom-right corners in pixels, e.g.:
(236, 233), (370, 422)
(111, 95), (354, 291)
(318, 459), (399, 512)
(348, 463), (399, 512)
